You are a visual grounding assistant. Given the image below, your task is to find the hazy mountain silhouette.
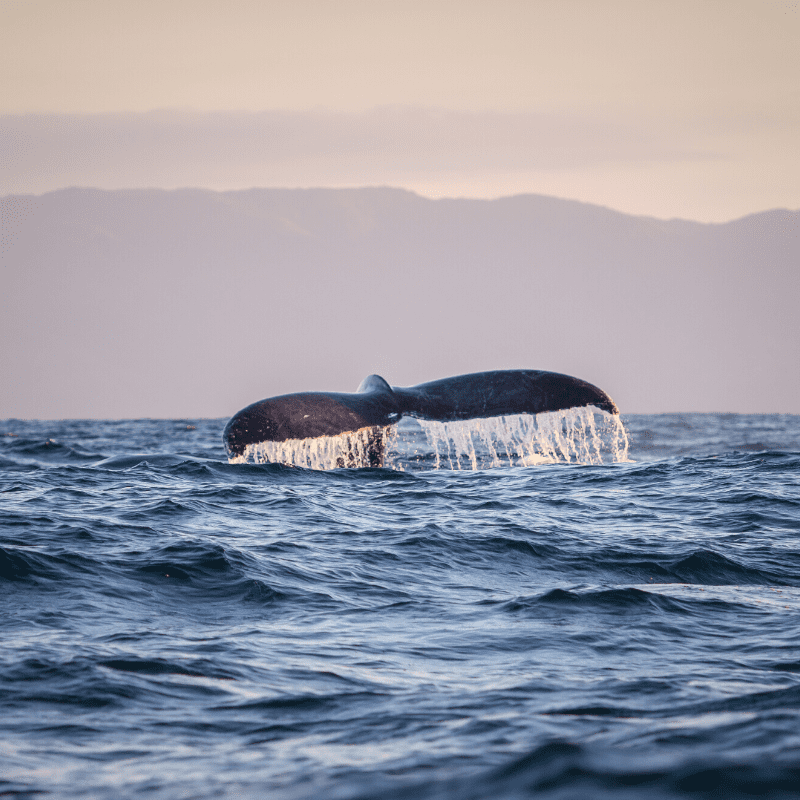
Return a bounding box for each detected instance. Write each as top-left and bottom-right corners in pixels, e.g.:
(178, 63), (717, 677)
(2, 187), (797, 417)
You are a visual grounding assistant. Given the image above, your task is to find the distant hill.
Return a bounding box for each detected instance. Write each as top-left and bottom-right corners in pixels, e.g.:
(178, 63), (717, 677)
(2, 187), (798, 417)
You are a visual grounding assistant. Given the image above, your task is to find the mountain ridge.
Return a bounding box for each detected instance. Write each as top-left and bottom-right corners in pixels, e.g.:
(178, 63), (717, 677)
(11, 184), (797, 225)
(2, 187), (798, 417)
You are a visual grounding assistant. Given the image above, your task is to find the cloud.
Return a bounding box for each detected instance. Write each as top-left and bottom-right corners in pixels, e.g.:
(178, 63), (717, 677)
(2, 108), (797, 222)
(1, 107), (712, 190)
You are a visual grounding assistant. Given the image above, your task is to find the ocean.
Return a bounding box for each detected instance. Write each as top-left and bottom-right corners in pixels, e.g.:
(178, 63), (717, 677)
(2, 411), (800, 799)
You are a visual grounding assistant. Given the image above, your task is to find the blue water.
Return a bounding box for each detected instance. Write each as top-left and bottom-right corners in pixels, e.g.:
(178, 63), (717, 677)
(2, 414), (800, 799)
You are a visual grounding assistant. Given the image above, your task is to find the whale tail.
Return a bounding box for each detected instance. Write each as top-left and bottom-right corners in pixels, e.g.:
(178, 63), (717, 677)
(223, 370), (618, 466)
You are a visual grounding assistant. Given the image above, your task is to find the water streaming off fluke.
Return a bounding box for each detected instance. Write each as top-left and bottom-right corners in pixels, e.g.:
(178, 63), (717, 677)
(230, 425), (391, 469)
(231, 406), (629, 470)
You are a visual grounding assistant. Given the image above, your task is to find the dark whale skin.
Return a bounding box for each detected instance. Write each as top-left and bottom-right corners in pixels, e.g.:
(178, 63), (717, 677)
(223, 370), (618, 463)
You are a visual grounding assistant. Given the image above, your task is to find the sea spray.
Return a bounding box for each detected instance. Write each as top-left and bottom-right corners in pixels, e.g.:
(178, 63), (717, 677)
(232, 406), (628, 470)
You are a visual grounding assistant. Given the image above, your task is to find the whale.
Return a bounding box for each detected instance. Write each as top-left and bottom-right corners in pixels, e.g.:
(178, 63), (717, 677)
(223, 370), (618, 466)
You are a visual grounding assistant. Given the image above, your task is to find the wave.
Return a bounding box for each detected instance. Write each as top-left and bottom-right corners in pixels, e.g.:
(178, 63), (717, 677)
(0, 544), (103, 583)
(666, 549), (782, 585)
(497, 586), (688, 614)
(346, 739), (800, 800)
(1, 436), (104, 464)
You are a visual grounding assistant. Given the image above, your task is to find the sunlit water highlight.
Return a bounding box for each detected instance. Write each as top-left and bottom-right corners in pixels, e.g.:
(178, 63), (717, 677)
(234, 406), (629, 470)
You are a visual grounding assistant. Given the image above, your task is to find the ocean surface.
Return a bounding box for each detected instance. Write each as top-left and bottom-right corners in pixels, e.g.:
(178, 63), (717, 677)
(2, 412), (800, 799)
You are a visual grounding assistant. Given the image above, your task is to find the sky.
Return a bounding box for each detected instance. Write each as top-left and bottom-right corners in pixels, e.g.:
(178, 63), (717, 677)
(2, 0), (799, 222)
(1, 0), (799, 419)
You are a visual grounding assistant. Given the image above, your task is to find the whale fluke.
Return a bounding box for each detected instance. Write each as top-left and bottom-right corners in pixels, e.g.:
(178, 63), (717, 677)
(223, 370), (618, 465)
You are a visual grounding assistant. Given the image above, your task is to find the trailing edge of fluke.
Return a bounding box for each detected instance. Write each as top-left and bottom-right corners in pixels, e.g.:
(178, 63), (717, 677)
(223, 370), (619, 466)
